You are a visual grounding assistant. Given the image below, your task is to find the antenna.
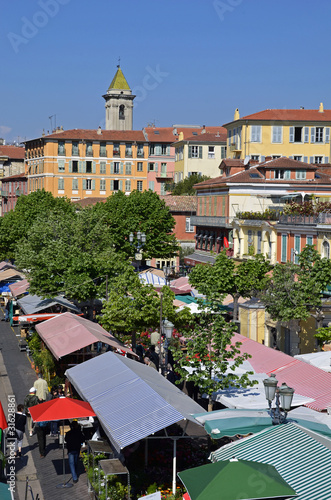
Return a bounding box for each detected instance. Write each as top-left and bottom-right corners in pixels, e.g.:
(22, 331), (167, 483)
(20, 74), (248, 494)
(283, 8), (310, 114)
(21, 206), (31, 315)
(117, 56), (121, 68)
(49, 114), (56, 131)
(244, 155), (250, 166)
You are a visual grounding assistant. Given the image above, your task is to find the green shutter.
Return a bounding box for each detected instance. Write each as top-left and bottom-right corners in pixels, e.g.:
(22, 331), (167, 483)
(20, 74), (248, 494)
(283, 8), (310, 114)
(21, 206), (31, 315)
(188, 146), (192, 159)
(92, 179), (95, 190)
(199, 146), (202, 159)
(119, 180), (123, 191)
(120, 162), (124, 174)
(166, 145), (170, 155)
(79, 161), (82, 173)
(92, 161), (96, 173)
(110, 180), (114, 191)
(111, 162), (114, 174)
(69, 160), (72, 173)
(82, 179), (86, 190)
(155, 162), (158, 172)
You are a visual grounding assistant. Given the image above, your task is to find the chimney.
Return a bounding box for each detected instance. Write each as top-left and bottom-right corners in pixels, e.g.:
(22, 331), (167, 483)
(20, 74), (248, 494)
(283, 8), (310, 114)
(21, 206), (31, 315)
(178, 131), (184, 141)
(234, 108), (240, 120)
(201, 125), (206, 134)
(42, 129), (45, 137)
(265, 156), (272, 162)
(319, 102), (324, 113)
(97, 126), (102, 135)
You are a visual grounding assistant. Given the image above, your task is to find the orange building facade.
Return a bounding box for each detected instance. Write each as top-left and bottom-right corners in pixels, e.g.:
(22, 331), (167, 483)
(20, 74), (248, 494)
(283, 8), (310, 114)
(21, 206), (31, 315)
(25, 129), (149, 200)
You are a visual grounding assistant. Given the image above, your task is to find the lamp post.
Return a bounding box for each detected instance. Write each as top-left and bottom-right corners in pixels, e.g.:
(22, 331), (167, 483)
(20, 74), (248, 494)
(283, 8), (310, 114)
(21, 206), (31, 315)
(263, 373), (294, 424)
(129, 231), (146, 273)
(162, 319), (174, 376)
(163, 265), (175, 287)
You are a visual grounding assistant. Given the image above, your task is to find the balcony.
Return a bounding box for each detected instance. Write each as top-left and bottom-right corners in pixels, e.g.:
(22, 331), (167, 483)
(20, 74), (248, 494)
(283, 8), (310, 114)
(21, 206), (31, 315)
(86, 151), (93, 157)
(156, 172), (173, 179)
(137, 152), (145, 158)
(113, 150), (120, 157)
(229, 142), (242, 152)
(125, 151), (133, 158)
(190, 215), (233, 228)
(278, 214), (318, 225)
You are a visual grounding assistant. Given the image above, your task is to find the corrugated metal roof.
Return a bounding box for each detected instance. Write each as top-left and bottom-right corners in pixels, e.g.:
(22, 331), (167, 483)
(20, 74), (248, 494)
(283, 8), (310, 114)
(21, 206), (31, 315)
(65, 352), (206, 452)
(211, 423), (331, 500)
(232, 334), (331, 411)
(17, 294), (81, 315)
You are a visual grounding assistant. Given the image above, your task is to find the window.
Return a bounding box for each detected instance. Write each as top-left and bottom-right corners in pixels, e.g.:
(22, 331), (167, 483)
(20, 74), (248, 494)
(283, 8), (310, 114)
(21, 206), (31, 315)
(178, 146), (184, 160)
(221, 146), (226, 159)
(86, 161), (92, 173)
(86, 142), (93, 156)
(306, 235), (313, 246)
(58, 160), (65, 172)
(125, 180), (131, 192)
(58, 178), (64, 190)
(257, 231), (262, 253)
(119, 104), (125, 120)
(160, 182), (166, 195)
(148, 163), (155, 171)
(100, 143), (107, 157)
(186, 217), (194, 232)
(294, 127), (302, 142)
(58, 141), (65, 155)
(149, 144), (155, 155)
(85, 179), (92, 190)
(293, 156), (302, 161)
(272, 155), (281, 159)
(100, 179), (106, 191)
(114, 162), (120, 174)
(125, 162), (132, 175)
(72, 179), (78, 190)
(161, 144), (167, 155)
(294, 235), (300, 264)
(296, 169), (306, 179)
(137, 144), (144, 157)
(208, 146), (215, 159)
(161, 163), (167, 175)
(272, 126), (282, 143)
(125, 143), (132, 157)
(137, 180), (143, 192)
(137, 162), (143, 172)
(72, 160), (78, 173)
(316, 127), (323, 143)
(100, 161), (106, 174)
(251, 155), (259, 161)
(113, 143), (120, 156)
(274, 169), (284, 179)
(72, 142), (79, 156)
(250, 125), (261, 142)
(112, 180), (119, 191)
(188, 146), (202, 158)
(323, 240), (330, 259)
(314, 156), (323, 164)
(149, 181), (154, 191)
(281, 234), (288, 262)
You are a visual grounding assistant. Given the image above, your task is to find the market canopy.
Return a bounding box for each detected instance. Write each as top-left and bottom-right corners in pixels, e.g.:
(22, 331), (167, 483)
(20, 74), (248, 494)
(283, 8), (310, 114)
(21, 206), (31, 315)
(0, 268), (24, 282)
(211, 423), (331, 500)
(9, 279), (29, 298)
(294, 351), (331, 373)
(35, 312), (137, 360)
(17, 294), (81, 315)
(65, 351), (206, 452)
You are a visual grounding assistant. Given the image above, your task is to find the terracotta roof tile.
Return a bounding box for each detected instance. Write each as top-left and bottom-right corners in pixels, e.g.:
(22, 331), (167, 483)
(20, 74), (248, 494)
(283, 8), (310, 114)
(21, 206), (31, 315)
(0, 145), (25, 159)
(183, 132), (227, 143)
(144, 127), (178, 143)
(224, 108), (331, 125)
(72, 197), (107, 207)
(160, 195), (197, 212)
(1, 173), (27, 181)
(260, 156), (316, 170)
(28, 129), (147, 142)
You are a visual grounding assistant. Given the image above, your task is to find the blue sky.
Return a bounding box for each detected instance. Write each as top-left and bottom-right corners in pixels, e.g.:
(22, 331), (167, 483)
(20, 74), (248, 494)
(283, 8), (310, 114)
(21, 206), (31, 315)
(2, 0), (331, 143)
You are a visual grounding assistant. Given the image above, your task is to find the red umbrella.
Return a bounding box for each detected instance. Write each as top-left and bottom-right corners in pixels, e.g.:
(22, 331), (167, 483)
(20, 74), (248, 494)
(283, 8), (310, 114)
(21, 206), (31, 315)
(0, 402), (7, 430)
(29, 397), (96, 422)
(183, 494), (191, 500)
(30, 397), (96, 489)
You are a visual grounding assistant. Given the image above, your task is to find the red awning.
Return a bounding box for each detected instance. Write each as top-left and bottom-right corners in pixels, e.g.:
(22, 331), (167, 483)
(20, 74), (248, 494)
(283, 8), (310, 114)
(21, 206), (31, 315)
(35, 312), (137, 360)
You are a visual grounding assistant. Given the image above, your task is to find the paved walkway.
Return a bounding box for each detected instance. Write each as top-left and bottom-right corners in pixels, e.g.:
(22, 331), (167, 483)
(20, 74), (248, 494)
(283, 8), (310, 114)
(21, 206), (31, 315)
(0, 310), (89, 500)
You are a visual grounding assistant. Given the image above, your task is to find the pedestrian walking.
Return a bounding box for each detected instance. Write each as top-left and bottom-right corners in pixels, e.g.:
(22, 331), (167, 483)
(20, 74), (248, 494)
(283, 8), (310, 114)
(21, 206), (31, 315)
(35, 421), (48, 458)
(14, 404), (26, 458)
(4, 298), (11, 322)
(34, 373), (49, 402)
(24, 387), (39, 436)
(65, 421), (85, 483)
(49, 387), (59, 436)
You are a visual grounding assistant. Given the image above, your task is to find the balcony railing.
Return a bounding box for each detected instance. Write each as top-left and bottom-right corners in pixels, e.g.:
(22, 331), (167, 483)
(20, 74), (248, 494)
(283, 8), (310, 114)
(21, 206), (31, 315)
(279, 214), (318, 225)
(191, 215), (233, 227)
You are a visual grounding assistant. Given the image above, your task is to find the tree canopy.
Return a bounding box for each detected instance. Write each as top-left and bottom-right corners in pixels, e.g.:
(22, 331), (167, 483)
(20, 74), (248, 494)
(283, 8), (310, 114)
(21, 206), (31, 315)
(167, 174), (210, 196)
(93, 190), (179, 259)
(188, 251), (271, 320)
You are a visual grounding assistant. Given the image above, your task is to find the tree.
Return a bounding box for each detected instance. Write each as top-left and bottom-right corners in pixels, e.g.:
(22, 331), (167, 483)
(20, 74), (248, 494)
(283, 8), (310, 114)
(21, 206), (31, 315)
(171, 291), (256, 411)
(188, 251), (271, 320)
(14, 208), (128, 314)
(167, 174), (210, 196)
(263, 245), (331, 329)
(93, 190), (179, 260)
(0, 190), (75, 260)
(100, 268), (193, 348)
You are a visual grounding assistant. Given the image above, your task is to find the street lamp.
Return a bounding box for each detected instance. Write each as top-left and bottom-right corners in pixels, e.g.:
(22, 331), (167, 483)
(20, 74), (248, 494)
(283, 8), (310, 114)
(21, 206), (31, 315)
(263, 373), (294, 424)
(162, 319), (174, 376)
(129, 231), (146, 273)
(163, 265), (175, 287)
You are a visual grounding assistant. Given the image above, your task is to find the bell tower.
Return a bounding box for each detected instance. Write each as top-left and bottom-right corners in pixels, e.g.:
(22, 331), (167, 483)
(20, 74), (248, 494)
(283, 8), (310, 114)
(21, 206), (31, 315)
(103, 66), (135, 130)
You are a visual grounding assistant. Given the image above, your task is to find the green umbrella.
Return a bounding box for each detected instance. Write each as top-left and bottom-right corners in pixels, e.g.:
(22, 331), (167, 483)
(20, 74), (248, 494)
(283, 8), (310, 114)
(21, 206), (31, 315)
(178, 459), (297, 500)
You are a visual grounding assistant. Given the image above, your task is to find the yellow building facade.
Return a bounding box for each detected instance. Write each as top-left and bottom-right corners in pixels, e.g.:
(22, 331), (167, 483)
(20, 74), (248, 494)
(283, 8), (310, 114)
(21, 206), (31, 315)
(224, 104), (331, 164)
(25, 129), (148, 200)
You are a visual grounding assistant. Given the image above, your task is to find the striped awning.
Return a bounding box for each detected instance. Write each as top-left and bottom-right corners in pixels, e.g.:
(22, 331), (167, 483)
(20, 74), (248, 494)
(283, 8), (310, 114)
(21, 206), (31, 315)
(139, 271), (166, 287)
(65, 351), (205, 452)
(211, 423), (331, 500)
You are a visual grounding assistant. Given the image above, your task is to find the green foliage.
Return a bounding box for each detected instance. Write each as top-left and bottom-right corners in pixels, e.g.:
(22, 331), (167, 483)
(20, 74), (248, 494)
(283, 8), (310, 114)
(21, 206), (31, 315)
(0, 189), (74, 260)
(171, 292), (257, 410)
(282, 200), (331, 216)
(237, 209), (279, 220)
(263, 245), (331, 323)
(188, 251), (271, 320)
(314, 326), (331, 347)
(167, 174), (210, 196)
(15, 208), (128, 303)
(94, 190), (179, 260)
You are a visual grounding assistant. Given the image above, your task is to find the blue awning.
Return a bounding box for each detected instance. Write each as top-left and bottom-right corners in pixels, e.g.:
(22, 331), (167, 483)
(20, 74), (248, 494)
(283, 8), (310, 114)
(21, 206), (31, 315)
(65, 352), (206, 452)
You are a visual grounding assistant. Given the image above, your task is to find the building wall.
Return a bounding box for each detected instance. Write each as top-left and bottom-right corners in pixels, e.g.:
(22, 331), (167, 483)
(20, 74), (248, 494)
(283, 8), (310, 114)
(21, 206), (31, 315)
(147, 147), (175, 195)
(276, 230), (317, 263)
(174, 143), (226, 181)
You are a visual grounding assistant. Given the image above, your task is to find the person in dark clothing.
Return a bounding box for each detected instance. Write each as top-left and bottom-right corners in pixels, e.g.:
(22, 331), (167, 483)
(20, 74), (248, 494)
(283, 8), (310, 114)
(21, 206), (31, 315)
(35, 421), (48, 457)
(24, 387), (39, 436)
(65, 421), (85, 483)
(49, 388), (59, 436)
(14, 404), (26, 458)
(147, 345), (159, 371)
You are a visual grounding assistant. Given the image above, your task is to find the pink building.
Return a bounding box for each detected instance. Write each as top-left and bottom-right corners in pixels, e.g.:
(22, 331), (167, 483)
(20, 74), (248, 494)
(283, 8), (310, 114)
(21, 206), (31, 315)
(1, 173), (28, 214)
